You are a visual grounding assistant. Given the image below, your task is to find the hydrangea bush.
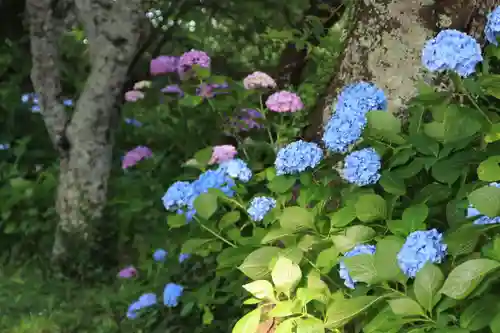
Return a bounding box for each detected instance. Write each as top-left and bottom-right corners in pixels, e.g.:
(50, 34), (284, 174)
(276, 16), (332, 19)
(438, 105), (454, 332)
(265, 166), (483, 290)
(119, 8), (500, 333)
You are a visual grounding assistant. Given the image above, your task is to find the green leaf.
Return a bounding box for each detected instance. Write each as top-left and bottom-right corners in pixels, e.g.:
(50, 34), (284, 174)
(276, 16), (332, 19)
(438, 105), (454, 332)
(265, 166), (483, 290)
(267, 175), (296, 193)
(388, 297), (425, 317)
(413, 183), (452, 204)
(242, 280), (276, 301)
(393, 158), (425, 179)
(343, 254), (378, 284)
(388, 148), (416, 168)
(167, 214), (187, 228)
(238, 247), (281, 280)
(329, 205), (357, 227)
(181, 238), (220, 256)
(191, 64), (211, 78)
(325, 296), (383, 328)
(268, 300), (298, 317)
(491, 312), (500, 333)
(477, 156), (500, 181)
(355, 194), (387, 222)
(440, 258), (500, 299)
(219, 211), (241, 229)
(179, 94), (203, 107)
(379, 171), (406, 195)
(216, 246), (253, 270)
(194, 146), (213, 165)
(409, 133), (439, 156)
(460, 296), (498, 331)
(445, 225), (481, 257)
(478, 73), (500, 99)
(374, 236), (405, 282)
(275, 318), (296, 333)
(468, 185), (500, 217)
(315, 247), (339, 273)
(231, 307), (261, 333)
(485, 123), (500, 144)
(414, 263), (444, 311)
(401, 203), (428, 231)
(366, 111), (401, 133)
(271, 257), (302, 296)
(363, 306), (404, 333)
(295, 317), (325, 332)
(441, 105), (482, 143)
(260, 228), (292, 244)
(279, 206), (315, 231)
(193, 192), (218, 219)
(331, 225), (376, 252)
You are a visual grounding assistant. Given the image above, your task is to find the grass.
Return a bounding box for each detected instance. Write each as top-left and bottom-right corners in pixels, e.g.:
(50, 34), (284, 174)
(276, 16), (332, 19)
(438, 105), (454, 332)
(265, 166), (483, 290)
(0, 266), (142, 333)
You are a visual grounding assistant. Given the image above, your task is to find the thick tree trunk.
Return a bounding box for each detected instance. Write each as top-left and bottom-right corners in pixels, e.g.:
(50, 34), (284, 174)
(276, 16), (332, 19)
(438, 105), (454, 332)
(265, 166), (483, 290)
(27, 0), (142, 273)
(305, 0), (491, 141)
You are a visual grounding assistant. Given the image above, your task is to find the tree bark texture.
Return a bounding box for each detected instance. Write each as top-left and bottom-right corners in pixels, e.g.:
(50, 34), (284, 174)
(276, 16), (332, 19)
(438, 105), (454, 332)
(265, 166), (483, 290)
(27, 0), (142, 271)
(305, 0), (496, 141)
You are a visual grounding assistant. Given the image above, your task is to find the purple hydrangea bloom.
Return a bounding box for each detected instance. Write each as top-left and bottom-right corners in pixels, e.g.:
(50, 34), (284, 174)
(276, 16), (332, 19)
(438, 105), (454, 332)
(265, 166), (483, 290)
(178, 50), (211, 75)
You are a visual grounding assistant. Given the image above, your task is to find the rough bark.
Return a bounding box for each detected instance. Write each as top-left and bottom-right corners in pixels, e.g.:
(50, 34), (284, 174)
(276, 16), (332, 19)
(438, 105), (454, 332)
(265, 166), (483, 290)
(27, 0), (142, 272)
(305, 0), (485, 141)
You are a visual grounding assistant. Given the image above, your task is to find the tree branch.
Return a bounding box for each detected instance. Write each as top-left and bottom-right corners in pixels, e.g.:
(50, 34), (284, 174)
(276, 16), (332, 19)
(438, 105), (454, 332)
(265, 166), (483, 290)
(26, 0), (69, 153)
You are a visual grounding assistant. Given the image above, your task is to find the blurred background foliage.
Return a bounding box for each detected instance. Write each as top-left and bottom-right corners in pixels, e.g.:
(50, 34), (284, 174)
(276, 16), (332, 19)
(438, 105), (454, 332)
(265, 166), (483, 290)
(0, 0), (346, 331)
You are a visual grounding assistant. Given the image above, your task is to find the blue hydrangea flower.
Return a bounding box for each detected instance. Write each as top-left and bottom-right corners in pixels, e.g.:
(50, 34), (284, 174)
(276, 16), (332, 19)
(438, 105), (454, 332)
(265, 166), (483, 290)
(322, 113), (366, 153)
(334, 81), (387, 117)
(0, 143), (10, 150)
(162, 181), (197, 214)
(397, 229), (447, 278)
(127, 292), (157, 319)
(163, 283), (184, 307)
(153, 248), (167, 262)
(179, 253), (190, 263)
(125, 118), (143, 127)
(339, 244), (376, 289)
(247, 196), (277, 221)
(467, 182), (500, 225)
(422, 29), (483, 77)
(193, 169), (236, 196)
(341, 148), (381, 186)
(486, 7), (500, 45)
(218, 158), (252, 182)
(322, 82), (386, 153)
(63, 99), (73, 107)
(21, 92), (41, 113)
(275, 140), (323, 175)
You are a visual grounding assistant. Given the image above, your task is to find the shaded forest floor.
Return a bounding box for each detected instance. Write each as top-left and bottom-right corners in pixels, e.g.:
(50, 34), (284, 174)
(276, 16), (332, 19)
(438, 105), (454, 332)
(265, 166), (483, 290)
(0, 266), (141, 333)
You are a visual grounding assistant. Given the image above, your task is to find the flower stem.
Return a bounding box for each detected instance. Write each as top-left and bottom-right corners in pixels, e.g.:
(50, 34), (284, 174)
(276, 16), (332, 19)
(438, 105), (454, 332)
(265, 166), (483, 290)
(194, 216), (237, 248)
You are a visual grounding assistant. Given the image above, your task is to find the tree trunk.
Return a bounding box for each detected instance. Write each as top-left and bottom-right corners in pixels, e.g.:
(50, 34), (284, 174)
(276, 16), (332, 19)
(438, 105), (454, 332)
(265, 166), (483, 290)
(305, 0), (490, 141)
(27, 0), (142, 274)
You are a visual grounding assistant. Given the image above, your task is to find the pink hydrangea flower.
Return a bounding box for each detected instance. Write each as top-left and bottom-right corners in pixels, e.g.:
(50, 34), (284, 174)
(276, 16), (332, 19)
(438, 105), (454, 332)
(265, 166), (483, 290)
(118, 266), (137, 278)
(178, 50), (211, 76)
(209, 145), (237, 165)
(243, 71), (277, 90)
(265, 91), (304, 113)
(125, 90), (145, 102)
(122, 146), (153, 169)
(150, 56), (179, 75)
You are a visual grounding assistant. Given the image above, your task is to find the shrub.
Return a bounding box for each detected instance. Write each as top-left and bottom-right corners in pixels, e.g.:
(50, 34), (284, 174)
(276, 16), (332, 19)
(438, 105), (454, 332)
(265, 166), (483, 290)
(120, 9), (500, 333)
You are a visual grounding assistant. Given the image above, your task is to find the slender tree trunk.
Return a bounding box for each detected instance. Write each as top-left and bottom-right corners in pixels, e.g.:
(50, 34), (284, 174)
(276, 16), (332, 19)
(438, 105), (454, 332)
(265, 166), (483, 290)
(305, 0), (492, 141)
(27, 0), (142, 273)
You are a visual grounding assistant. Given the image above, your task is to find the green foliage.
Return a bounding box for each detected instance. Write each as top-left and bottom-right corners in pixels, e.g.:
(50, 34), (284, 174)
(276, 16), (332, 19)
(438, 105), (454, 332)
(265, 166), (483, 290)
(137, 33), (500, 333)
